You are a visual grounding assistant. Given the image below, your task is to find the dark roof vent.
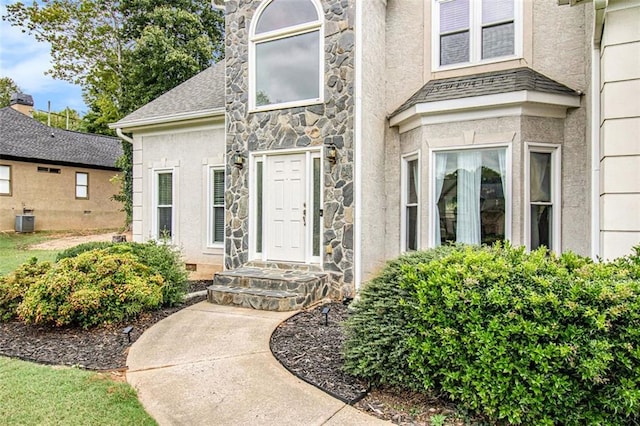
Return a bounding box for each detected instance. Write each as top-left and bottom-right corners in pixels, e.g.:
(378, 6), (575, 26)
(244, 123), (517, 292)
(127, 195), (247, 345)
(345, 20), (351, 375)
(10, 93), (34, 107)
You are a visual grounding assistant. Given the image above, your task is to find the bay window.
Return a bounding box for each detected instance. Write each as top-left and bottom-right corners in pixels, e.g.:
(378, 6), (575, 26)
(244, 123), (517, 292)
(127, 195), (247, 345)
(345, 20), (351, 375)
(527, 146), (560, 251)
(403, 156), (420, 251)
(434, 148), (508, 246)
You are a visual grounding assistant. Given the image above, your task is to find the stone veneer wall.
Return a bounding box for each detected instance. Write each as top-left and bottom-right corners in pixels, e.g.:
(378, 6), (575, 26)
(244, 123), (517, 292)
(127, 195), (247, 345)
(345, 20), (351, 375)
(224, 0), (356, 296)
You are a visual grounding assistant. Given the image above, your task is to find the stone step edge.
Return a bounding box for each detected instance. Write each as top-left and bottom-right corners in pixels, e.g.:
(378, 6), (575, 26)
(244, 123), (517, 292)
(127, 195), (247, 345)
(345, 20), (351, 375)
(207, 284), (299, 299)
(214, 269), (328, 283)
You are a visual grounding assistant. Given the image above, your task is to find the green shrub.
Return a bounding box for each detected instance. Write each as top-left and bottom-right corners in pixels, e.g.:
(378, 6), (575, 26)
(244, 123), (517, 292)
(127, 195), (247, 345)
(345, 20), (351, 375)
(0, 258), (51, 321)
(342, 245), (460, 390)
(17, 250), (164, 328)
(344, 243), (640, 425)
(55, 241), (116, 262)
(57, 241), (188, 306)
(104, 242), (188, 306)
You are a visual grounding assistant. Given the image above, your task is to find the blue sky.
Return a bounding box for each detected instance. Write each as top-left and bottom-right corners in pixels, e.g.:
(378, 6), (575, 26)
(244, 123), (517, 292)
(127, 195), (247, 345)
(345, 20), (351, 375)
(0, 1), (87, 113)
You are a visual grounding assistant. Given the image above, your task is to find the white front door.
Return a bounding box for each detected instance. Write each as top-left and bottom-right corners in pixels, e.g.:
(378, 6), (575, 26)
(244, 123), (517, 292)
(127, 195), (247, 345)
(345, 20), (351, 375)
(266, 153), (306, 262)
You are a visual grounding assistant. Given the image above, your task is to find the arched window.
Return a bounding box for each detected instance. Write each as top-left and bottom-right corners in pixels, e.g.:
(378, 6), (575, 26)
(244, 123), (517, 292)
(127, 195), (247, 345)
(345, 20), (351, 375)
(250, 0), (323, 110)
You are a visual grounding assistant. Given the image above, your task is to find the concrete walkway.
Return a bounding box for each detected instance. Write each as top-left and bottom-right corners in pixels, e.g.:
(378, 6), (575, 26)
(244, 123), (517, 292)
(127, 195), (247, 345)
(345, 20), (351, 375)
(126, 302), (389, 425)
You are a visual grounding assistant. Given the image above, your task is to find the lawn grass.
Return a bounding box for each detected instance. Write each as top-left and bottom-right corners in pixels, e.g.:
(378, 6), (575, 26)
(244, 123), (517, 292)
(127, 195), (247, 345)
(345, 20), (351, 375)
(0, 357), (156, 425)
(0, 232), (61, 276)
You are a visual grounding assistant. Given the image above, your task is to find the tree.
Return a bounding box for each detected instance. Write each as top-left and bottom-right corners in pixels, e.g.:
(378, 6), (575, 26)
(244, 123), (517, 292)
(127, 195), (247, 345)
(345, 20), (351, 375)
(3, 1), (225, 225)
(0, 77), (22, 108)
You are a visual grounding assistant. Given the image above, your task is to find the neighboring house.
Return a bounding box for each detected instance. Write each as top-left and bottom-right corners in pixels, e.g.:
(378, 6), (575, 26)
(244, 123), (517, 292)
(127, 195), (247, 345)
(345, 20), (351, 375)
(112, 0), (640, 309)
(0, 98), (124, 232)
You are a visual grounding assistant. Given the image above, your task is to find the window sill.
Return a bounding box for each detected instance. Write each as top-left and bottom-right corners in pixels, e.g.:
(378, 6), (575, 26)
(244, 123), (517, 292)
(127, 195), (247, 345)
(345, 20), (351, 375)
(432, 55), (522, 74)
(249, 98), (323, 114)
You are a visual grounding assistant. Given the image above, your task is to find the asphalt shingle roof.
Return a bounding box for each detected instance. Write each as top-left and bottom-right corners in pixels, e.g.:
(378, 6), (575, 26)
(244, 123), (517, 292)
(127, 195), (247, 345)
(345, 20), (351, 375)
(392, 67), (580, 117)
(113, 62), (225, 127)
(0, 107), (122, 169)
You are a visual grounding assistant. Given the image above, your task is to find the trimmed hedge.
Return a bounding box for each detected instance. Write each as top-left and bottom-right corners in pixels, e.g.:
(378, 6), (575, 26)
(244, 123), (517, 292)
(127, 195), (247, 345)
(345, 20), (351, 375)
(58, 241), (188, 306)
(0, 258), (52, 321)
(343, 244), (640, 425)
(0, 241), (189, 327)
(17, 250), (164, 328)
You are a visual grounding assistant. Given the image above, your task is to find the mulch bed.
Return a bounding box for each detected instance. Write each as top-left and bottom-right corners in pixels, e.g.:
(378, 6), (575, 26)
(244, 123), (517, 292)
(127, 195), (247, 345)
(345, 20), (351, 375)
(0, 282), (208, 370)
(270, 302), (368, 403)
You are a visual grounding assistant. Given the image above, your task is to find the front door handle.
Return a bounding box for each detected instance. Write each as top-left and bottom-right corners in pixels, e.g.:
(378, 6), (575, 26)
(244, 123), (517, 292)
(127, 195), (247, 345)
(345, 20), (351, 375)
(303, 202), (306, 226)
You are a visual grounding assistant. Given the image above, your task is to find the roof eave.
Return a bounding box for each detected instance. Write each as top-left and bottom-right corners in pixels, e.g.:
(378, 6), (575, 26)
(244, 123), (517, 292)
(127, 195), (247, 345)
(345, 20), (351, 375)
(110, 107), (225, 132)
(389, 90), (581, 133)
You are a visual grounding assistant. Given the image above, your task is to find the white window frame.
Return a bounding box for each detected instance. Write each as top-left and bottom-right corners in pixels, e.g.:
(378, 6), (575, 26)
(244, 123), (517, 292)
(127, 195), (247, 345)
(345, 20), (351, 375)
(525, 143), (561, 252)
(401, 152), (420, 252)
(152, 168), (176, 242)
(248, 0), (324, 112)
(208, 166), (225, 248)
(75, 172), (89, 199)
(429, 144), (512, 247)
(432, 0), (523, 71)
(0, 165), (11, 196)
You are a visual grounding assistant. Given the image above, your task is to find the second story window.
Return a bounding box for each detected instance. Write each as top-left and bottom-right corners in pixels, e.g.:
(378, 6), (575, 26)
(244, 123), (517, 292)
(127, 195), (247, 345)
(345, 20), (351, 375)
(434, 0), (519, 69)
(250, 0), (323, 110)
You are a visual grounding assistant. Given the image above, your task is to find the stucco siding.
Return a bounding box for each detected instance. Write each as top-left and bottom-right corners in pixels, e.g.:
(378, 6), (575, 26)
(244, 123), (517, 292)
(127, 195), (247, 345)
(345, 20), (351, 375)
(0, 160), (124, 231)
(134, 123), (225, 269)
(359, 0), (389, 283)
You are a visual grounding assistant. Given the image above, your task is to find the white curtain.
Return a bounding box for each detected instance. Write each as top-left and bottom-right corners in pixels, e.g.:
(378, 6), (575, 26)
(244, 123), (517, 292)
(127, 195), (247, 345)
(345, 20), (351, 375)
(498, 149), (507, 198)
(456, 151), (482, 244)
(434, 154), (448, 246)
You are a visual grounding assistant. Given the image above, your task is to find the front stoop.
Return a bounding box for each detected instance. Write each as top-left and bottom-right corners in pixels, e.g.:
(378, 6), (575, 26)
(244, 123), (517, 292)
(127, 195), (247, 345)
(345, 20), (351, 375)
(208, 266), (330, 311)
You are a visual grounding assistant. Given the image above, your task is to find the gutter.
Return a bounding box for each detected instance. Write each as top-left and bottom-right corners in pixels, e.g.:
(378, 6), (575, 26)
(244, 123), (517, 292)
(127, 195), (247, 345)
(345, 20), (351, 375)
(109, 107), (225, 131)
(353, 0), (363, 291)
(116, 127), (133, 144)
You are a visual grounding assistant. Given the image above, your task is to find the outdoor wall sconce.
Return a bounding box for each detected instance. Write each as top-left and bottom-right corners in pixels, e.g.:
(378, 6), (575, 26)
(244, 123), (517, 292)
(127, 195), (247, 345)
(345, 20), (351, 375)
(326, 144), (337, 165)
(233, 151), (244, 169)
(321, 306), (331, 326)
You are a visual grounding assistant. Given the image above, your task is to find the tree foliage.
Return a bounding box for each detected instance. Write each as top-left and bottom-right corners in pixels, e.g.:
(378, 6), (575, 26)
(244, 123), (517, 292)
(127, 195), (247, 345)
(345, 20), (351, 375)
(3, 1), (225, 225)
(0, 77), (22, 108)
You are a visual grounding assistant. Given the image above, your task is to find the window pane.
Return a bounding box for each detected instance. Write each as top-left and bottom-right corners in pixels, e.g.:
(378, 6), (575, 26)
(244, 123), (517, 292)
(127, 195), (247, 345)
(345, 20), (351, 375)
(531, 205), (552, 250)
(76, 173), (88, 186)
(158, 206), (172, 237)
(0, 181), (9, 194)
(436, 149), (506, 245)
(406, 206), (417, 251)
(214, 206), (224, 243)
(255, 0), (318, 34)
(407, 160), (418, 204)
(76, 186), (88, 198)
(256, 31), (320, 106)
(530, 152), (552, 202)
(440, 31), (469, 65)
(313, 157), (321, 257)
(0, 166), (9, 180)
(213, 169), (224, 205)
(482, 0), (514, 25)
(158, 173), (173, 205)
(440, 0), (469, 33)
(256, 162), (263, 253)
(482, 22), (514, 59)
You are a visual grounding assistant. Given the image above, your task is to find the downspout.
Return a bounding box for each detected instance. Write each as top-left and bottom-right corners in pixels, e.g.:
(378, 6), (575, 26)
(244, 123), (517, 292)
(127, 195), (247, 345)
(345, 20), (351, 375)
(353, 0), (363, 291)
(591, 0), (606, 259)
(116, 127), (134, 144)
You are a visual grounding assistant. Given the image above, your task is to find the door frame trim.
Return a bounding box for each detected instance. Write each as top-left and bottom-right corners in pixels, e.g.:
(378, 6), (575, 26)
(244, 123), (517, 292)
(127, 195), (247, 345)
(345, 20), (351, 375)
(249, 147), (323, 264)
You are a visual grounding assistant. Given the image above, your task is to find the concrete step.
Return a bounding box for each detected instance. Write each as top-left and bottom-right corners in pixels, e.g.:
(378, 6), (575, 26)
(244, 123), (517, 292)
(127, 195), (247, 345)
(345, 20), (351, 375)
(244, 260), (323, 273)
(213, 267), (327, 294)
